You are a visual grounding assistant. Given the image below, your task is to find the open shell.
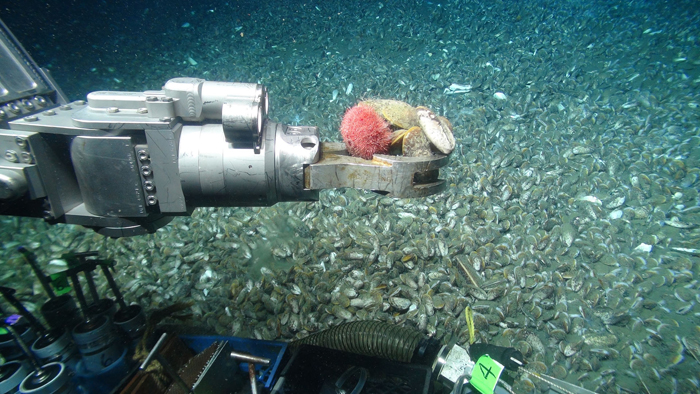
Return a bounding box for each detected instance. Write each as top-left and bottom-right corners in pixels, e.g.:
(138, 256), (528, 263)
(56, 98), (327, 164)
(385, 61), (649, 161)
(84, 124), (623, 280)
(416, 106), (455, 154)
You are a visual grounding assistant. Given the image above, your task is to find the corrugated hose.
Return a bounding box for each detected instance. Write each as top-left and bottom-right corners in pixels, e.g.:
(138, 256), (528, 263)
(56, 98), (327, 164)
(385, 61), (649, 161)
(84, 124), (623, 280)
(289, 320), (425, 363)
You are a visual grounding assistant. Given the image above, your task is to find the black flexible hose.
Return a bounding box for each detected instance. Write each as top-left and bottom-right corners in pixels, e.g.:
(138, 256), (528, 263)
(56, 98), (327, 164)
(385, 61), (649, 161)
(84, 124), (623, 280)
(290, 320), (426, 363)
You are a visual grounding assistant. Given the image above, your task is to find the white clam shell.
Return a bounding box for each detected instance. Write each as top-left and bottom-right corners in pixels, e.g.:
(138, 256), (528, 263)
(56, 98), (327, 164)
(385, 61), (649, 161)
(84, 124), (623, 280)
(416, 107), (455, 154)
(608, 210), (623, 219)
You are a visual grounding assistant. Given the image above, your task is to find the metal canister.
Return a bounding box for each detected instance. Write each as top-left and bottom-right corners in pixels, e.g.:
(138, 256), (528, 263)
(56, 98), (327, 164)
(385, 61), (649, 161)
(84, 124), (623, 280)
(71, 315), (122, 373)
(19, 362), (75, 394)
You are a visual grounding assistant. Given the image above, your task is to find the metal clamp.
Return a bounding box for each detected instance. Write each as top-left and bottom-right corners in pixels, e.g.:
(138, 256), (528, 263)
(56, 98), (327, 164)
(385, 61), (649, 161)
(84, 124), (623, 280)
(306, 142), (449, 198)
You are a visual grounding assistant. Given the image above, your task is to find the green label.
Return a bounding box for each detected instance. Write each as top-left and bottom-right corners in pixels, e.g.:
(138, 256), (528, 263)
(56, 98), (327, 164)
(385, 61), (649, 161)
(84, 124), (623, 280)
(0, 327), (7, 335)
(49, 272), (71, 295)
(471, 355), (504, 394)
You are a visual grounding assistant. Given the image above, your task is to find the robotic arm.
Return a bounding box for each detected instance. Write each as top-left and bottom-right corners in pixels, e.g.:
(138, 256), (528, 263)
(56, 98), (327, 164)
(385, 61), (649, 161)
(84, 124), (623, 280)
(0, 19), (448, 237)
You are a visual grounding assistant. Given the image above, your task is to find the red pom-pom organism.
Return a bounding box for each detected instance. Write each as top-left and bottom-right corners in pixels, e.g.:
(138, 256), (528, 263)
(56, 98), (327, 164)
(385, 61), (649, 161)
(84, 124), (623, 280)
(340, 104), (392, 160)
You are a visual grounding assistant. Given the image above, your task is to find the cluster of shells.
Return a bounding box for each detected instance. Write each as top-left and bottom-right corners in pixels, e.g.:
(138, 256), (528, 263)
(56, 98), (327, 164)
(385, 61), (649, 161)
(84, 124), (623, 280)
(360, 99), (456, 156)
(2, 0), (700, 393)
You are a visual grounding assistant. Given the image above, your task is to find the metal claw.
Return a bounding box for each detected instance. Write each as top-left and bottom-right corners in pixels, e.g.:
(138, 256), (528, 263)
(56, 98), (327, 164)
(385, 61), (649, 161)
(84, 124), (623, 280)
(305, 142), (449, 198)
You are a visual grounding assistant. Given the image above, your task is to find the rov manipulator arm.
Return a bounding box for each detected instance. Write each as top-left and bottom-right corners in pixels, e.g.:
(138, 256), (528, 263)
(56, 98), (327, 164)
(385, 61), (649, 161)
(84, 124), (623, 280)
(0, 19), (447, 238)
(0, 76), (449, 237)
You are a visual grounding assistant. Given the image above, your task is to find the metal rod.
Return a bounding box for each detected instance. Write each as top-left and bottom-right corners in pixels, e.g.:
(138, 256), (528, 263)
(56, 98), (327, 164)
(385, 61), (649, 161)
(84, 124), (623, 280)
(18, 246), (56, 299)
(229, 350), (268, 394)
(140, 333), (169, 370)
(248, 363), (258, 394)
(83, 269), (100, 303)
(141, 333), (192, 394)
(520, 367), (597, 394)
(4, 324), (45, 376)
(69, 273), (89, 315)
(0, 286), (46, 334)
(100, 263), (128, 310)
(229, 351), (270, 365)
(510, 357), (523, 367)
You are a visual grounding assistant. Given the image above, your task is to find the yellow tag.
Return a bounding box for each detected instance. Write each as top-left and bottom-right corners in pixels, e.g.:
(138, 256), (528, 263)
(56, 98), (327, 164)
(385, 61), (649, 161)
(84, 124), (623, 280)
(465, 306), (475, 344)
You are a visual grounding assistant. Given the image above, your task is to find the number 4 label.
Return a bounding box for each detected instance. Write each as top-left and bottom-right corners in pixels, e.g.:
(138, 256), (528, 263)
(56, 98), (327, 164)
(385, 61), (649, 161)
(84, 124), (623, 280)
(471, 355), (504, 394)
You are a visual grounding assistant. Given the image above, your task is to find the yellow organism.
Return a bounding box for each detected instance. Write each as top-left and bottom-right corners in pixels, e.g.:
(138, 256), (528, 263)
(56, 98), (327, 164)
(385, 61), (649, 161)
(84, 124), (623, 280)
(465, 306), (476, 345)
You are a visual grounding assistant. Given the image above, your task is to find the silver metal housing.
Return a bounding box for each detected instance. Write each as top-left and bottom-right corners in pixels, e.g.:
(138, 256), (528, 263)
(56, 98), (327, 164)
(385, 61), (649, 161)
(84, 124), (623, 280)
(1, 76), (319, 237)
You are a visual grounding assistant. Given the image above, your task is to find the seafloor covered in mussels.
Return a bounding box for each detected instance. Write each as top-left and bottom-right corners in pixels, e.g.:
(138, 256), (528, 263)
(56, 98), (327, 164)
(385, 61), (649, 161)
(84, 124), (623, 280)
(2, 0), (700, 392)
